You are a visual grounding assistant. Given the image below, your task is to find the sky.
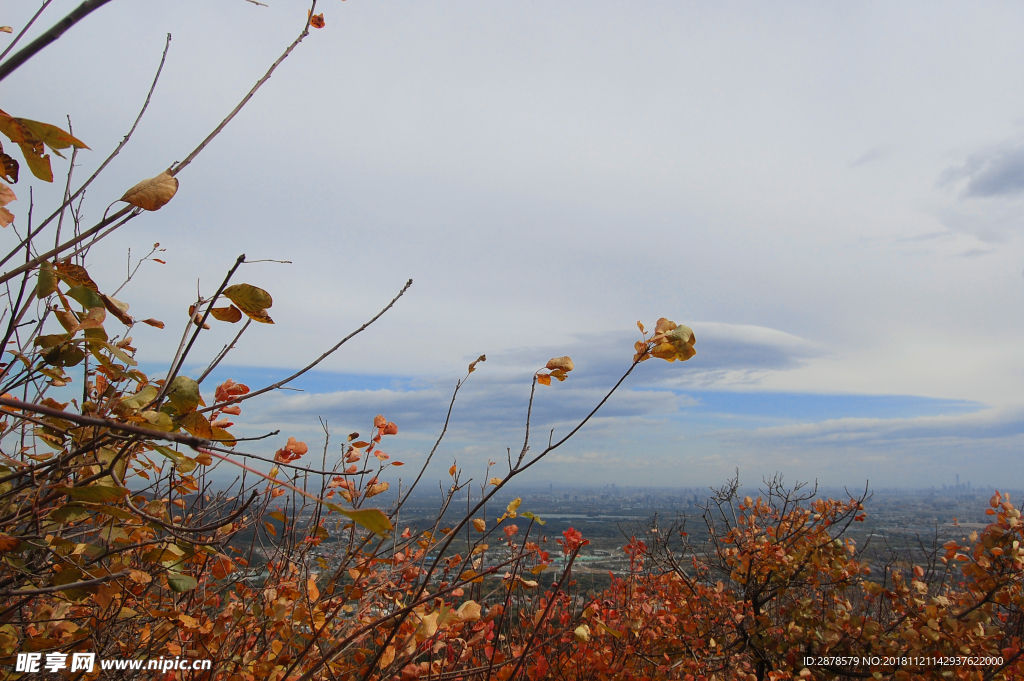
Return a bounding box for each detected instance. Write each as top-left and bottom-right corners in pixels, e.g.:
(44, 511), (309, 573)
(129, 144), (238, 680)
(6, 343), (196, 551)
(6, 0), (1024, 490)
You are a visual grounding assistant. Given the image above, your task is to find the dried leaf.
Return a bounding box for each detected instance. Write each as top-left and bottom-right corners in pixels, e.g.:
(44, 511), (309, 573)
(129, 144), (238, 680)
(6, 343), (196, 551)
(0, 207), (12, 227)
(365, 481), (389, 498)
(468, 354), (486, 374)
(223, 283), (273, 324)
(536, 373), (551, 386)
(210, 305), (242, 323)
(0, 149), (18, 183)
(310, 12), (325, 28)
(56, 262), (98, 291)
(120, 170), (178, 211)
(0, 27), (11, 34)
(101, 294), (133, 326)
(545, 356), (574, 372)
(0, 182), (15, 207)
(140, 318), (165, 329)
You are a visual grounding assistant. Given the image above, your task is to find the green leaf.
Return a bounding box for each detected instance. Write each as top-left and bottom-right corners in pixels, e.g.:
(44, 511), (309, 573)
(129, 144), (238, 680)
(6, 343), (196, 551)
(96, 340), (137, 367)
(64, 485), (129, 503)
(165, 572), (197, 593)
(121, 385), (158, 410)
(222, 284), (274, 324)
(67, 284), (104, 311)
(49, 505), (92, 524)
(336, 507), (393, 538)
(36, 263), (56, 299)
(167, 376), (201, 414)
(42, 343), (84, 368)
(141, 410), (173, 432)
(521, 511), (546, 525)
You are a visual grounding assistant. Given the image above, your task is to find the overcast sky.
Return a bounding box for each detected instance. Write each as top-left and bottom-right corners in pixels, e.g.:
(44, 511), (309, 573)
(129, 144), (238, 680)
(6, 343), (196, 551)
(7, 0), (1024, 489)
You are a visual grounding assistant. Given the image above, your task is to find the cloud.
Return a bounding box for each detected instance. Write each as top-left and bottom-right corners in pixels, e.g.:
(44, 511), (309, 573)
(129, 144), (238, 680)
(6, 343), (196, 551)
(231, 322), (821, 438)
(849, 147), (889, 168)
(720, 405), (1024, 449)
(941, 143), (1024, 199)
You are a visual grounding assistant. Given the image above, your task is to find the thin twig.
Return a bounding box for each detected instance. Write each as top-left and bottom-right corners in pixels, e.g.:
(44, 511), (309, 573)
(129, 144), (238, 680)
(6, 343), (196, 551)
(0, 0), (115, 83)
(200, 279), (413, 412)
(0, 0), (54, 63)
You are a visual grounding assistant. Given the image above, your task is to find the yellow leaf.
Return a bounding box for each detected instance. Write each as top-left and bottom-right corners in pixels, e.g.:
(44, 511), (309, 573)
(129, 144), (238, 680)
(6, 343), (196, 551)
(449, 464), (457, 477)
(379, 645), (395, 668)
(506, 498), (521, 518)
(223, 283), (274, 324)
(536, 373), (552, 386)
(574, 624), (591, 643)
(365, 481), (389, 498)
(471, 544), (489, 556)
(472, 518), (486, 532)
(489, 477), (502, 486)
(307, 577), (319, 602)
(120, 170), (178, 211)
(180, 412), (213, 439)
(0, 27), (11, 34)
(456, 600), (482, 622)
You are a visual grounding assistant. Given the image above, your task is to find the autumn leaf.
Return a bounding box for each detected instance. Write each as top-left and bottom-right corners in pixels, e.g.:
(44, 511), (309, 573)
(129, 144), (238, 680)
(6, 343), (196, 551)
(468, 354), (486, 373)
(180, 412), (214, 439)
(223, 283), (273, 324)
(120, 170), (178, 211)
(140, 318), (165, 329)
(0, 182), (14, 208)
(310, 12), (325, 28)
(449, 463), (457, 477)
(0, 27), (11, 34)
(536, 373), (552, 386)
(101, 294), (133, 326)
(210, 305), (243, 323)
(365, 481), (389, 498)
(0, 142), (18, 184)
(0, 110), (88, 182)
(472, 518), (486, 532)
(546, 356), (574, 372)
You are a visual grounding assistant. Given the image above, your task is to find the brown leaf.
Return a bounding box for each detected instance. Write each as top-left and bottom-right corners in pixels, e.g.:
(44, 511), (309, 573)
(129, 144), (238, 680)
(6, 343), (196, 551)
(310, 13), (325, 28)
(468, 354), (487, 374)
(210, 305), (242, 323)
(55, 262), (98, 291)
(545, 356), (574, 372)
(0, 27), (12, 34)
(0, 151), (18, 183)
(0, 182), (15, 207)
(120, 170), (178, 211)
(0, 207), (12, 228)
(140, 318), (165, 329)
(536, 373), (552, 386)
(101, 295), (133, 326)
